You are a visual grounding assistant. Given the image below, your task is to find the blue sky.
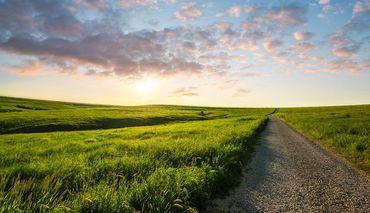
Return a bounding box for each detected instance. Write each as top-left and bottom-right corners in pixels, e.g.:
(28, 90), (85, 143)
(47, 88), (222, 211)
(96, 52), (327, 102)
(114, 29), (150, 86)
(0, 0), (369, 106)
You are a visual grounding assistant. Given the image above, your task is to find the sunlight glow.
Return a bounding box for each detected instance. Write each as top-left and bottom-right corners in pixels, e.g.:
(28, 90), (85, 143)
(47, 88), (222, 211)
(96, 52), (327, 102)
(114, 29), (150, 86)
(135, 79), (158, 94)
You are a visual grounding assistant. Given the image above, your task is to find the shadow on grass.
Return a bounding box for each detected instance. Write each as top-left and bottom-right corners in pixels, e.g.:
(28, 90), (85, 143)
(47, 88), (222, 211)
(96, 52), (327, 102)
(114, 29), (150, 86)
(2, 116), (206, 134)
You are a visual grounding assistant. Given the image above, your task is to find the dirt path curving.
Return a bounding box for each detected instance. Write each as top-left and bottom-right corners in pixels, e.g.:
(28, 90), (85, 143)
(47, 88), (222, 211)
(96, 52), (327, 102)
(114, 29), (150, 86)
(208, 116), (370, 212)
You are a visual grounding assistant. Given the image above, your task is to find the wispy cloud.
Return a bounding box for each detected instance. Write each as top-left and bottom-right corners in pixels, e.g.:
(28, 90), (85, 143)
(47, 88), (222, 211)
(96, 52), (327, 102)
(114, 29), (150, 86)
(318, 0), (330, 5)
(172, 87), (199, 96)
(226, 5), (241, 17)
(263, 38), (283, 52)
(12, 60), (43, 76)
(233, 88), (251, 97)
(175, 3), (202, 20)
(291, 42), (315, 51)
(117, 0), (157, 8)
(262, 3), (308, 26)
(332, 44), (361, 57)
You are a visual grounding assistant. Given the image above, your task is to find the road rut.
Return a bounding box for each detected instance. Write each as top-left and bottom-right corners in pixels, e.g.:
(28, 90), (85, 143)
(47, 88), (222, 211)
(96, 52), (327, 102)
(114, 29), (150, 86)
(208, 117), (370, 212)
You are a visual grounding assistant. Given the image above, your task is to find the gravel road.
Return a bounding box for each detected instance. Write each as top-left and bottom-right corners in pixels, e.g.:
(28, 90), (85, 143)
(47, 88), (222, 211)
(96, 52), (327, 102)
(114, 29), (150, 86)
(208, 116), (370, 212)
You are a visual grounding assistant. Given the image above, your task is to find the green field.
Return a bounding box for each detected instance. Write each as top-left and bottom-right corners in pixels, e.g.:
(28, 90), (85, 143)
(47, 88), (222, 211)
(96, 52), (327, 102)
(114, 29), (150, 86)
(0, 96), (268, 134)
(0, 97), (270, 212)
(2, 96), (369, 212)
(276, 105), (370, 173)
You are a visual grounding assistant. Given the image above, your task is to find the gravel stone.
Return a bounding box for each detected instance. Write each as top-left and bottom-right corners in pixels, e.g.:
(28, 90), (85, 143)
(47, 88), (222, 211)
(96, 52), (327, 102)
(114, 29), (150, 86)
(207, 117), (370, 212)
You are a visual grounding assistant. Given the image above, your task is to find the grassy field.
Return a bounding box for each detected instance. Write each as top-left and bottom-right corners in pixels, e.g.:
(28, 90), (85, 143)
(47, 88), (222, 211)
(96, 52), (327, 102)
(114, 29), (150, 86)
(0, 97), (271, 212)
(0, 96), (268, 134)
(276, 105), (370, 174)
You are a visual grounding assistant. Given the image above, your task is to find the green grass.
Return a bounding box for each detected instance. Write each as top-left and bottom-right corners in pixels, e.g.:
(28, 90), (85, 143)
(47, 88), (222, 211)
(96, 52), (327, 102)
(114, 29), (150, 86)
(275, 105), (370, 174)
(0, 96), (269, 134)
(0, 97), (271, 212)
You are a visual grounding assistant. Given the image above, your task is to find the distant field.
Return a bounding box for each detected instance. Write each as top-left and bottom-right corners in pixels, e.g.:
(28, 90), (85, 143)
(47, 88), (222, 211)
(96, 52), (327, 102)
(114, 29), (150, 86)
(0, 96), (268, 134)
(276, 105), (370, 173)
(0, 97), (270, 212)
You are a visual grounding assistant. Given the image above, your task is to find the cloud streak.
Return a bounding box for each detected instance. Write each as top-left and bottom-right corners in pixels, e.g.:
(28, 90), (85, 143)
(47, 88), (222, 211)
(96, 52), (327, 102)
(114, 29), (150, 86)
(172, 87), (199, 97)
(175, 3), (202, 20)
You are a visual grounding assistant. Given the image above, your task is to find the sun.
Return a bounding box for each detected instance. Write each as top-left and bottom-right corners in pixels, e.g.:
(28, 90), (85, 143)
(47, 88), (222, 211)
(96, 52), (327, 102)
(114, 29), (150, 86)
(136, 79), (157, 94)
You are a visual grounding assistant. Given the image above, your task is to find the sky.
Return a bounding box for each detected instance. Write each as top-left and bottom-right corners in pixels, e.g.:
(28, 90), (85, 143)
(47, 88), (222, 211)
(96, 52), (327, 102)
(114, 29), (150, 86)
(0, 0), (369, 107)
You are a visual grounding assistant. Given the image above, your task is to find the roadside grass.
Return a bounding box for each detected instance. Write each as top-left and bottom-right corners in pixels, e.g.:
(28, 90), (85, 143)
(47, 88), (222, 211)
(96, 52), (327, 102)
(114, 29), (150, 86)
(0, 97), (270, 212)
(275, 105), (370, 174)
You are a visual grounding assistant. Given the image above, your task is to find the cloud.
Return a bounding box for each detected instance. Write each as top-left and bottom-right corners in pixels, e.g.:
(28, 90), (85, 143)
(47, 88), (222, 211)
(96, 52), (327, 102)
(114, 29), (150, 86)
(172, 87), (199, 96)
(298, 53), (324, 62)
(0, 31), (210, 78)
(1, 0), (364, 81)
(0, 1), (230, 79)
(293, 31), (313, 40)
(117, 0), (157, 8)
(43, 15), (82, 36)
(263, 3), (307, 26)
(12, 60), (43, 75)
(231, 72), (260, 78)
(240, 20), (256, 31)
(317, 13), (326, 18)
(76, 0), (106, 9)
(165, 0), (177, 4)
(263, 38), (283, 52)
(291, 42), (315, 51)
(342, 0), (370, 33)
(353, 0), (370, 15)
(319, 0), (330, 4)
(331, 44), (361, 57)
(211, 21), (231, 32)
(233, 88), (251, 97)
(175, 3), (202, 20)
(330, 35), (353, 46)
(226, 5), (241, 17)
(327, 59), (363, 74)
(244, 5), (256, 13)
(0, 0), (78, 37)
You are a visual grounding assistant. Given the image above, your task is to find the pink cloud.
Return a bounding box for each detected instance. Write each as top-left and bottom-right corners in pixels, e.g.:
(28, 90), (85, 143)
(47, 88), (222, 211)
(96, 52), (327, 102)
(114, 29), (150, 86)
(293, 31), (313, 40)
(330, 35), (353, 46)
(298, 53), (324, 62)
(263, 4), (307, 26)
(13, 60), (43, 75)
(319, 0), (330, 4)
(328, 60), (362, 74)
(175, 3), (202, 20)
(117, 0), (157, 8)
(263, 38), (283, 52)
(227, 5), (241, 17)
(211, 21), (231, 32)
(291, 42), (315, 51)
(331, 45), (360, 57)
(353, 0), (370, 15)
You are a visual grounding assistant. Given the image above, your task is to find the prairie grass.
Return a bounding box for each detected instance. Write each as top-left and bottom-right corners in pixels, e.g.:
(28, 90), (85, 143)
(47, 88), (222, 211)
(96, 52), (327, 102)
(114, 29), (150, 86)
(276, 105), (370, 173)
(0, 97), (270, 212)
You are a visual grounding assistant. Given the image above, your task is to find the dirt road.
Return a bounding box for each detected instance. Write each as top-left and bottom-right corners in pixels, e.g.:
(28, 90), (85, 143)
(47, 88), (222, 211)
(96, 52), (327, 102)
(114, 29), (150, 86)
(208, 116), (370, 212)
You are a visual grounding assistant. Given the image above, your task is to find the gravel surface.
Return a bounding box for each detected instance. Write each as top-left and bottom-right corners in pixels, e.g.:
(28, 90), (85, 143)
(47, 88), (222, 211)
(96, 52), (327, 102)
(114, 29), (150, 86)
(208, 116), (370, 212)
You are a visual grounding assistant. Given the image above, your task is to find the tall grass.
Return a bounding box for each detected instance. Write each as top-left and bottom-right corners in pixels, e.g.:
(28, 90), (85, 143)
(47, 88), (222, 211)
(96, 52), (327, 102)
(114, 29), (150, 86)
(0, 114), (267, 212)
(276, 105), (370, 173)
